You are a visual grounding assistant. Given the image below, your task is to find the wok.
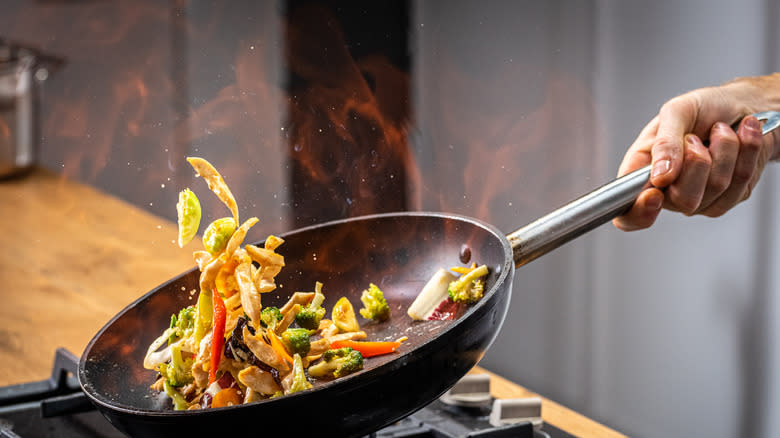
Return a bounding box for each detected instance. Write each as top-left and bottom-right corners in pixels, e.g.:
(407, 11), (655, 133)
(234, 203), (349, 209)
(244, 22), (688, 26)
(79, 112), (780, 437)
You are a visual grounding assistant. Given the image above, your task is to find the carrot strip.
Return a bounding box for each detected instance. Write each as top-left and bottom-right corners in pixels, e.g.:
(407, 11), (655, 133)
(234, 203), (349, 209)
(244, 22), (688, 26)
(330, 340), (402, 358)
(267, 330), (294, 364)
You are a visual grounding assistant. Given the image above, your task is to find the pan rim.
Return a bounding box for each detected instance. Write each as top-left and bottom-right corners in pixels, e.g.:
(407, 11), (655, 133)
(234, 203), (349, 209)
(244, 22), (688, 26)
(78, 210), (513, 417)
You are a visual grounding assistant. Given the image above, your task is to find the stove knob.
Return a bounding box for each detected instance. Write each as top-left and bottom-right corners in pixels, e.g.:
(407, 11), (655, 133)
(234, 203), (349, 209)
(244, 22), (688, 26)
(440, 373), (492, 407)
(489, 397), (543, 430)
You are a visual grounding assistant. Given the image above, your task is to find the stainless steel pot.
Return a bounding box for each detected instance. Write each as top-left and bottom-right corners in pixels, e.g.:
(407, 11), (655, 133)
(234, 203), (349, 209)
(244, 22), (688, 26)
(0, 41), (61, 178)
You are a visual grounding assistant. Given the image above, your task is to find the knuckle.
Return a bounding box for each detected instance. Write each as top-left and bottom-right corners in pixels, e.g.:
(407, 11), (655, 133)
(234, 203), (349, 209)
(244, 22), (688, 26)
(661, 94), (700, 119)
(707, 175), (731, 194)
(731, 167), (755, 185)
(667, 191), (700, 215)
(742, 139), (762, 154)
(685, 150), (712, 168)
(714, 125), (739, 145)
(653, 136), (676, 152)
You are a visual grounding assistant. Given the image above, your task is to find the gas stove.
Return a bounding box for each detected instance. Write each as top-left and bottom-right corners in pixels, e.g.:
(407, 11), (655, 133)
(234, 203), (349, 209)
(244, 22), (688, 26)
(0, 349), (572, 438)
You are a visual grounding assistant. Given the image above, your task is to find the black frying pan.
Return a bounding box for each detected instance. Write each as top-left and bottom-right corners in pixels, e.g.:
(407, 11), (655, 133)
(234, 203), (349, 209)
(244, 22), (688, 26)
(78, 111), (780, 438)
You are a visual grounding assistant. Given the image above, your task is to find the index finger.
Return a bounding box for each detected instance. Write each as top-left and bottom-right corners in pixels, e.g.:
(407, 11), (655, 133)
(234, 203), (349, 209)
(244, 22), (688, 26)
(651, 94), (701, 187)
(617, 116), (659, 177)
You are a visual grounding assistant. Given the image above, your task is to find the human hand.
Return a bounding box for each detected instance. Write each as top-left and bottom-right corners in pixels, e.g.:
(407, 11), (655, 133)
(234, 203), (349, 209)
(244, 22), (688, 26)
(613, 75), (780, 231)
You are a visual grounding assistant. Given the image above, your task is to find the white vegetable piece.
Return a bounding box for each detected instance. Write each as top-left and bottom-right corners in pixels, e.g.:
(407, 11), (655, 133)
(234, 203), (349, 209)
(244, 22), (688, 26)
(407, 268), (458, 320)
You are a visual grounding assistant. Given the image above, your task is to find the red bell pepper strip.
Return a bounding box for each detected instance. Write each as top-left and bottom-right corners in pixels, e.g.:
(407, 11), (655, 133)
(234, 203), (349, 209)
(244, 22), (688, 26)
(329, 340), (402, 358)
(209, 288), (227, 385)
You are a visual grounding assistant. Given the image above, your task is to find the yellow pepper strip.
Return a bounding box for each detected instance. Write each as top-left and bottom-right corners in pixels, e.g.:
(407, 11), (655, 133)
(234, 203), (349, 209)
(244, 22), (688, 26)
(450, 266), (472, 275)
(215, 260), (238, 298)
(450, 263), (479, 275)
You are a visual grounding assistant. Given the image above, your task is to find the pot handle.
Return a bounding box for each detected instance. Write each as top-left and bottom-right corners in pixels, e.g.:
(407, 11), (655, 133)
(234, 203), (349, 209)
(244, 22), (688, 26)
(507, 111), (780, 268)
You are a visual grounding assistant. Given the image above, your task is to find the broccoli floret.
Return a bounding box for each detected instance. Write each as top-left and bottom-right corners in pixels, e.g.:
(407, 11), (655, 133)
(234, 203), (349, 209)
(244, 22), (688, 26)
(260, 306), (283, 330)
(163, 380), (190, 410)
(296, 307), (326, 330)
(448, 265), (489, 304)
(281, 328), (312, 356)
(159, 344), (193, 387)
(168, 306), (196, 343)
(287, 353), (312, 394)
(307, 347), (364, 379)
(295, 282), (326, 329)
(359, 283), (390, 321)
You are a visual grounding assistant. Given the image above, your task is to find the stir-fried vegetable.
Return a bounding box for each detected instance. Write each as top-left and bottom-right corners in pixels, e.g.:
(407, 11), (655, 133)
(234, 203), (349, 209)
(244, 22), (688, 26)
(202, 217), (237, 254)
(176, 188), (201, 248)
(169, 306), (196, 343)
(260, 306), (283, 330)
(159, 343), (194, 387)
(407, 264), (490, 321)
(332, 297), (360, 333)
(186, 157), (239, 224)
(308, 347), (364, 379)
(295, 282), (326, 330)
(267, 329), (294, 365)
(211, 387), (242, 408)
(407, 268), (458, 321)
(163, 380), (190, 411)
(149, 157), (409, 411)
(358, 283), (390, 322)
(286, 354), (312, 394)
(193, 289), (213, 345)
(281, 328), (312, 356)
(329, 340), (401, 358)
(448, 265), (489, 304)
(209, 287), (227, 385)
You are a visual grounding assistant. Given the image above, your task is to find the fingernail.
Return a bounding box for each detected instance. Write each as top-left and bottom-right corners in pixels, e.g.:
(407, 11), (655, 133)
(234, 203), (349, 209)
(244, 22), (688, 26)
(685, 134), (699, 146)
(651, 159), (671, 179)
(745, 116), (760, 132)
(714, 122), (731, 133)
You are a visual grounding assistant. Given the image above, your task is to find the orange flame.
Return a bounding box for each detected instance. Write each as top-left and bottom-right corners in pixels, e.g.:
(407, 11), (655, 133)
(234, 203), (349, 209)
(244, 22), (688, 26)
(283, 5), (419, 225)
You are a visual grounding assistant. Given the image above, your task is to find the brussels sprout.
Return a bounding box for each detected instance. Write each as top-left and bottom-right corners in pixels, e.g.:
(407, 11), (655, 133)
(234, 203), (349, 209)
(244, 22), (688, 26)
(202, 217), (237, 254)
(176, 188), (201, 248)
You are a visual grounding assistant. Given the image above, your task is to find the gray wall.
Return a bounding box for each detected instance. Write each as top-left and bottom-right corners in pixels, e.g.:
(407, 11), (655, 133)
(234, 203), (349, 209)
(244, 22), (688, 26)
(412, 1), (780, 437)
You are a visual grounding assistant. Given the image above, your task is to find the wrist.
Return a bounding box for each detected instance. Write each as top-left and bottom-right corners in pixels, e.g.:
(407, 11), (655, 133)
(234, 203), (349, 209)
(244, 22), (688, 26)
(724, 73), (780, 161)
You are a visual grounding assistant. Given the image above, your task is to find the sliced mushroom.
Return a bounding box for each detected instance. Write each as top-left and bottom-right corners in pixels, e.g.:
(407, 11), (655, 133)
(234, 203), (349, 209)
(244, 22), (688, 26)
(238, 366), (282, 395)
(264, 235), (284, 251)
(193, 251), (213, 271)
(199, 253), (227, 297)
(242, 326), (290, 373)
(235, 261), (262, 326)
(226, 217), (259, 259)
(187, 157), (239, 224)
(245, 244), (285, 268)
(276, 304), (301, 335)
(279, 292), (315, 315)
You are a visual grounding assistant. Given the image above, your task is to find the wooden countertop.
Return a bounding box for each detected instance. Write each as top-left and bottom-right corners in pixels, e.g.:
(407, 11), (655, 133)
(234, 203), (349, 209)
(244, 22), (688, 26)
(0, 168), (625, 438)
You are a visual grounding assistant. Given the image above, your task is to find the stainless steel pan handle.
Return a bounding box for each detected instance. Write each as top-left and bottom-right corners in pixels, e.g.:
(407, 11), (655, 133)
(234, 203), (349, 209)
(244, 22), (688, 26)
(507, 111), (780, 267)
